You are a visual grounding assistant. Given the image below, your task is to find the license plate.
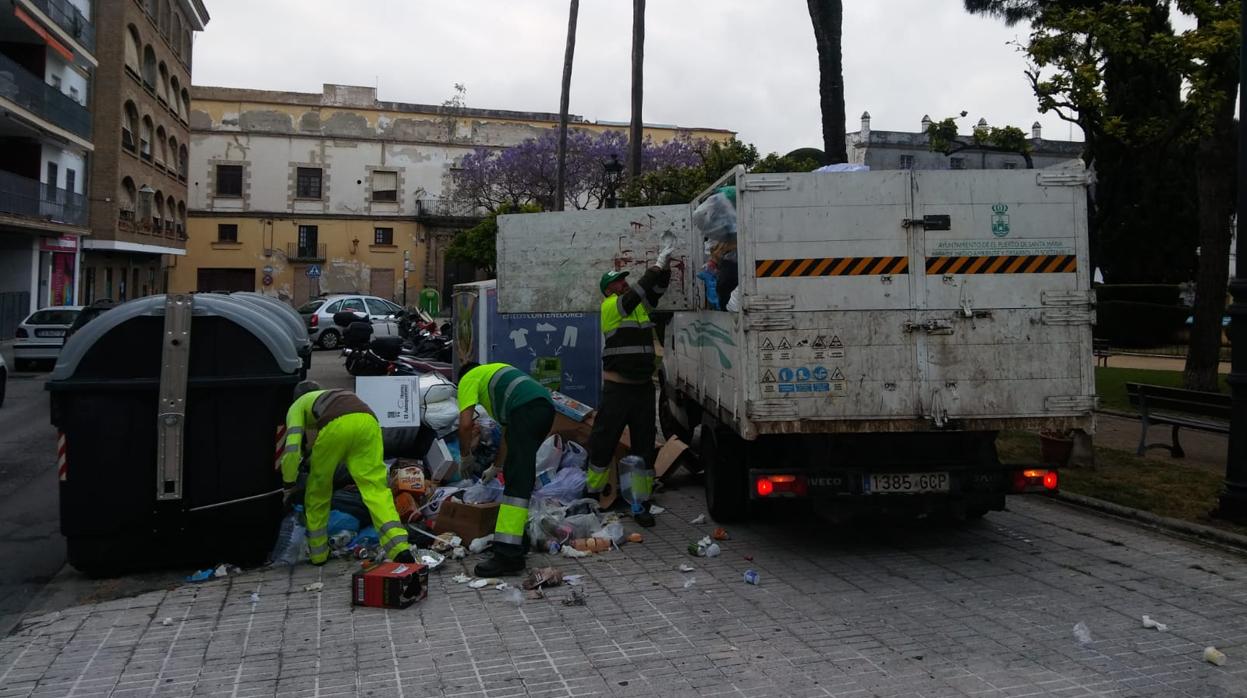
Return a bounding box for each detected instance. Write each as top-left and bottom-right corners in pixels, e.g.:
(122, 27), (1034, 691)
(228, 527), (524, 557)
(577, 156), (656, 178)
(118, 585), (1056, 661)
(35, 329), (65, 338)
(864, 472), (950, 494)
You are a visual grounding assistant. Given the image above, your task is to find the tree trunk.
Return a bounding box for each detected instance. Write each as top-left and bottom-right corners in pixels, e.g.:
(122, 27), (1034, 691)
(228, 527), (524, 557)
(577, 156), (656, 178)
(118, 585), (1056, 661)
(806, 0), (847, 164)
(629, 0), (645, 181)
(555, 0), (579, 212)
(1183, 127), (1238, 391)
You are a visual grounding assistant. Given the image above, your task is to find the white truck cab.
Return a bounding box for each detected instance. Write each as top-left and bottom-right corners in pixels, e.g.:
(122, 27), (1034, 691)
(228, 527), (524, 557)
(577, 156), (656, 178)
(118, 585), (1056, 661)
(498, 165), (1095, 522)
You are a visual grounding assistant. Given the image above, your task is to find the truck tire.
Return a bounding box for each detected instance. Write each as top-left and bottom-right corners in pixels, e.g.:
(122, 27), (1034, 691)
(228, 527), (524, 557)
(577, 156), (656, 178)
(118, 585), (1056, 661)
(701, 417), (749, 522)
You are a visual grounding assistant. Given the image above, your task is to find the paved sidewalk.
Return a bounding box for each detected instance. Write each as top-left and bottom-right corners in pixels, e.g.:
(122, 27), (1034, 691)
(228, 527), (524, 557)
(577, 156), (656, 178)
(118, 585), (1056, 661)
(2, 486), (1246, 697)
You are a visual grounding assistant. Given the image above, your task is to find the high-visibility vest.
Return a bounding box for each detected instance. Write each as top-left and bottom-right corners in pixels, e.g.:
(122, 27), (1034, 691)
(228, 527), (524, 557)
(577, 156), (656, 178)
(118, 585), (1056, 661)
(600, 294), (655, 374)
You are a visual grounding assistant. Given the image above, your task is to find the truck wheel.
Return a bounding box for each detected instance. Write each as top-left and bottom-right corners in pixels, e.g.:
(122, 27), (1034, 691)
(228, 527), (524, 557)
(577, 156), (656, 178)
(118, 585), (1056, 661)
(702, 418), (749, 523)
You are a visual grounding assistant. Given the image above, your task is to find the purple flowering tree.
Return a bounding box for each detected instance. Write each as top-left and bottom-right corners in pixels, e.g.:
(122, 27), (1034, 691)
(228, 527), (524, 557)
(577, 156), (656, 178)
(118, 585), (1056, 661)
(451, 129), (704, 212)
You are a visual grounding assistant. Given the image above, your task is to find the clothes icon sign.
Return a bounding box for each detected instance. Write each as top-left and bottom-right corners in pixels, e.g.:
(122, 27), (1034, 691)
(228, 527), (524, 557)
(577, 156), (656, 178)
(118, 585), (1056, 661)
(813, 366), (829, 381)
(778, 368), (795, 382)
(796, 367), (811, 382)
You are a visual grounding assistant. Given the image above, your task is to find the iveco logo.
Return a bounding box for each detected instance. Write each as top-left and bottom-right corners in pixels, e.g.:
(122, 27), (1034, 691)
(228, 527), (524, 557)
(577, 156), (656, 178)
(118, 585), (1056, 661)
(808, 477), (842, 487)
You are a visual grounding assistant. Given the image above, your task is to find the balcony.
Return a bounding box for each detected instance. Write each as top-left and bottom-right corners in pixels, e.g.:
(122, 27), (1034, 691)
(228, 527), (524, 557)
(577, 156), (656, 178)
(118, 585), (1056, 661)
(415, 197), (484, 226)
(0, 52), (92, 140)
(25, 0), (95, 53)
(0, 168), (87, 227)
(286, 242), (326, 261)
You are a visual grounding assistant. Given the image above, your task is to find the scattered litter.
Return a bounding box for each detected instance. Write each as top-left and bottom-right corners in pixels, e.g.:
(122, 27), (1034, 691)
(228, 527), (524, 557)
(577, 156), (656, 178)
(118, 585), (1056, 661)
(249, 592), (260, 604)
(547, 541), (562, 554)
(161, 617), (173, 626)
(416, 549), (446, 570)
(713, 527), (730, 541)
(430, 532), (462, 552)
(561, 545), (590, 559)
(468, 578), (499, 589)
(452, 574), (472, 584)
(705, 543), (721, 558)
(185, 569), (214, 583)
(1073, 621), (1093, 645)
(743, 569), (760, 585)
(683, 577), (696, 590)
(304, 582), (324, 593)
(214, 564), (232, 578)
(564, 575), (584, 586)
(562, 589), (587, 607)
(590, 522), (625, 546)
(744, 554), (753, 562)
(649, 505), (666, 515)
(572, 537), (611, 553)
(501, 587), (524, 606)
(1203, 646), (1227, 666)
(627, 533), (644, 543)
(523, 567), (565, 590)
(469, 535), (493, 554)
(690, 514), (707, 524)
(494, 582), (510, 591)
(1141, 615), (1168, 632)
(678, 564), (695, 573)
(451, 547), (467, 560)
(526, 589), (546, 601)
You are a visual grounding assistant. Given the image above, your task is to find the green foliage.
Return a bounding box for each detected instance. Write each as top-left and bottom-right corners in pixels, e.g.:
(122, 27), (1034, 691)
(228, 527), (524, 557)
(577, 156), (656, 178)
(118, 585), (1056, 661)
(926, 117), (1033, 164)
(444, 202), (541, 276)
(622, 138), (819, 207)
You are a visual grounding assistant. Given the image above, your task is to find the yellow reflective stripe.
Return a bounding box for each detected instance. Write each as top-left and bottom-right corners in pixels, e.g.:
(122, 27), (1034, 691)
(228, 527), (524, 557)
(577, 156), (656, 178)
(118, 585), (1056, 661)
(495, 533), (524, 545)
(308, 544), (329, 556)
(379, 521), (405, 536)
(287, 426), (304, 436)
(496, 502), (528, 537)
(381, 534), (409, 554)
(307, 528), (328, 539)
(283, 443), (300, 453)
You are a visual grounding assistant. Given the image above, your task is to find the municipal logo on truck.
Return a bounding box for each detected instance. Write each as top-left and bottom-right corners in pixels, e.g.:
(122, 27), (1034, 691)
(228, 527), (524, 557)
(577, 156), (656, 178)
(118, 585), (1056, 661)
(991, 204), (1010, 238)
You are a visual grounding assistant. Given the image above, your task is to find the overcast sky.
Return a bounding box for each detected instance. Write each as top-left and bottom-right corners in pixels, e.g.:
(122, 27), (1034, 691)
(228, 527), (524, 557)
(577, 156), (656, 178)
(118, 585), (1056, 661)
(192, 1), (1099, 154)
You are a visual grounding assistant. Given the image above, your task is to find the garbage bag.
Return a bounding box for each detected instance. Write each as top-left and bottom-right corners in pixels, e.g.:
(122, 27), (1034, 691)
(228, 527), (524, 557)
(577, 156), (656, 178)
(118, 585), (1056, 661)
(463, 478), (504, 504)
(421, 486), (464, 525)
(697, 268), (720, 310)
(474, 417), (502, 465)
(423, 400), (460, 437)
(590, 522), (625, 546)
(328, 510), (360, 537)
(536, 435), (564, 487)
(725, 287), (743, 313)
(560, 441), (588, 471)
(383, 425), (435, 459)
(692, 192), (737, 242)
(331, 488), (368, 525)
(533, 466), (587, 504)
(419, 373), (456, 404)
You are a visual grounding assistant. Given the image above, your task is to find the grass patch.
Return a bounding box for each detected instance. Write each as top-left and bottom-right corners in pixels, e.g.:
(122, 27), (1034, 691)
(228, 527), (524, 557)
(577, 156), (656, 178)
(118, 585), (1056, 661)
(1095, 366), (1229, 413)
(998, 431), (1247, 537)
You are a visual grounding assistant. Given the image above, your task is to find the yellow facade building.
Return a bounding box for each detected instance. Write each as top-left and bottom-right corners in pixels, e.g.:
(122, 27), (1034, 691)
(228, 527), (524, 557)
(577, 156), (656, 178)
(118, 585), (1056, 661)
(173, 84), (733, 310)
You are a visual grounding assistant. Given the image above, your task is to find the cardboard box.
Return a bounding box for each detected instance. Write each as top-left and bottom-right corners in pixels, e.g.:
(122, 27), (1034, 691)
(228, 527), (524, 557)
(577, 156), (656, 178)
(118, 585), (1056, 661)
(355, 376), (421, 428)
(351, 562), (428, 609)
(431, 499), (499, 542)
(425, 438), (456, 483)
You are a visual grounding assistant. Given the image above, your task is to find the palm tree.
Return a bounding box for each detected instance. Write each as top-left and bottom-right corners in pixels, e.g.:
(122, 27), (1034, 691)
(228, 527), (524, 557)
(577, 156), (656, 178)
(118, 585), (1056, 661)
(806, 0), (847, 164)
(555, 0), (580, 212)
(629, 0), (645, 180)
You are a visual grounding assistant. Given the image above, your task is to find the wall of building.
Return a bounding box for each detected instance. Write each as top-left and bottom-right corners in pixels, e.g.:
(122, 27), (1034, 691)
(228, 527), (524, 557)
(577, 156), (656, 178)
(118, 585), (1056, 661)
(44, 53), (89, 107)
(168, 216), (428, 305)
(0, 236), (36, 296)
(39, 145), (87, 194)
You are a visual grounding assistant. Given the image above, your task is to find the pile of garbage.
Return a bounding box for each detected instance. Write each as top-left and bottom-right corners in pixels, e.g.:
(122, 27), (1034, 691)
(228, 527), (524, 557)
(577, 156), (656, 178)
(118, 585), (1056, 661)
(693, 186), (740, 312)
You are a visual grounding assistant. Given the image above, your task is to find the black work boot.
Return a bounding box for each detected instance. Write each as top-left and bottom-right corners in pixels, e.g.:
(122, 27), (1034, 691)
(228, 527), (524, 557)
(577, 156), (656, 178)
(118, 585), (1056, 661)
(473, 542), (526, 577)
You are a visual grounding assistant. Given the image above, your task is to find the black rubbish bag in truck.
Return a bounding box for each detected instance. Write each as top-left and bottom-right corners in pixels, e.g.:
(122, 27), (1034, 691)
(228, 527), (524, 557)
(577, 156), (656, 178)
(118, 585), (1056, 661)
(47, 295), (304, 577)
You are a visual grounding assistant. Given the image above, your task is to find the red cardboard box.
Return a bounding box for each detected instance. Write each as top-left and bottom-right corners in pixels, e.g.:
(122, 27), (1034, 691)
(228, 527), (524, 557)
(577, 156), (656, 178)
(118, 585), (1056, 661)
(351, 562), (428, 609)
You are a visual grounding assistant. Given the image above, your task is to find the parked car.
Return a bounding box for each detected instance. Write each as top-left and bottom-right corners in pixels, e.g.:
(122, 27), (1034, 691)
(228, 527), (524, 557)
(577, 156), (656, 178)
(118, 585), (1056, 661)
(13, 306), (82, 371)
(65, 299), (117, 341)
(0, 352), (7, 408)
(298, 295), (405, 349)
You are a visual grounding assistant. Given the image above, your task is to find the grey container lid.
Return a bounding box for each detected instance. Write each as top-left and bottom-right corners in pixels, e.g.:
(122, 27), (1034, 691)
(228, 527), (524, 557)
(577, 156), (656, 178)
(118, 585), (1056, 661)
(229, 292), (312, 353)
(51, 294), (304, 381)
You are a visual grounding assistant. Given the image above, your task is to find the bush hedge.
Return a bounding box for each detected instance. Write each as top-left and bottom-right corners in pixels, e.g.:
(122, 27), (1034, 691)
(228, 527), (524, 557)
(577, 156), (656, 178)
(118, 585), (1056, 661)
(1095, 301), (1190, 347)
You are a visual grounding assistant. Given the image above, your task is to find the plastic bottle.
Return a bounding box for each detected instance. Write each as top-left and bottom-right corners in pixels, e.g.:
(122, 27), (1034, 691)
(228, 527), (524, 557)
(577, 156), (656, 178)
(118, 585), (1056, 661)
(618, 455), (652, 511)
(269, 512), (307, 566)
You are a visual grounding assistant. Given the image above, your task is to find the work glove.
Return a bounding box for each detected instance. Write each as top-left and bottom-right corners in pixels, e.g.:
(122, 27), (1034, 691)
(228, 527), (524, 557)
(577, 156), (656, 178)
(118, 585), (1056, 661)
(480, 464), (501, 484)
(282, 483), (304, 512)
(655, 244), (677, 270)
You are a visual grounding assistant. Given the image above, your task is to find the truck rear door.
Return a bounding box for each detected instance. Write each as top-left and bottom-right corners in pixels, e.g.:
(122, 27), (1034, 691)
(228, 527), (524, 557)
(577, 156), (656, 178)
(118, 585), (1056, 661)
(911, 169), (1094, 423)
(496, 206), (694, 314)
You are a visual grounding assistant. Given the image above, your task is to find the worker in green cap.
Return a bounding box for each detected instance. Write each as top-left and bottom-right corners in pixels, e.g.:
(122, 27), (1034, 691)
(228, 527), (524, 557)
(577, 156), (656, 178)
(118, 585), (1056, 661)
(587, 239), (677, 527)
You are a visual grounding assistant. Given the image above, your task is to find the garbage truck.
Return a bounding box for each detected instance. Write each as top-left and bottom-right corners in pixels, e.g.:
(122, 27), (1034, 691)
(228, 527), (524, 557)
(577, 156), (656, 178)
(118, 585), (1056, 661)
(497, 166), (1095, 521)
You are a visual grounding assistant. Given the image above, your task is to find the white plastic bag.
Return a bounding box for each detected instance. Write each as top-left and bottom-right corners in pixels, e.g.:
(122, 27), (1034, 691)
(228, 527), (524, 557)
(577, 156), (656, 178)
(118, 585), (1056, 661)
(535, 435), (565, 487)
(692, 192), (737, 241)
(590, 522), (625, 546)
(725, 288), (742, 312)
(423, 400), (459, 436)
(463, 479), (504, 504)
(419, 373), (456, 404)
(533, 467), (587, 504)
(560, 441), (588, 471)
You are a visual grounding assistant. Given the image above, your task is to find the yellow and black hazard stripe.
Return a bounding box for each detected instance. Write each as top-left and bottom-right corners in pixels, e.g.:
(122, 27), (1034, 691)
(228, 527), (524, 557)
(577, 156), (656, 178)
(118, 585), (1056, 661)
(755, 256), (909, 278)
(925, 254), (1077, 275)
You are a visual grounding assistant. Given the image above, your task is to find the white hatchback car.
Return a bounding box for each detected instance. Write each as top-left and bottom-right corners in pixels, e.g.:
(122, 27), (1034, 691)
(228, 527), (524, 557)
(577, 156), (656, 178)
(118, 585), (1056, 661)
(13, 305), (82, 371)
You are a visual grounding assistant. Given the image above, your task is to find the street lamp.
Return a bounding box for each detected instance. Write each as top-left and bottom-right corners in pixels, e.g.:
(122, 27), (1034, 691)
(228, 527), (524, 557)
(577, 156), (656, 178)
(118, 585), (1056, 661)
(604, 153), (623, 209)
(1217, 0), (1247, 524)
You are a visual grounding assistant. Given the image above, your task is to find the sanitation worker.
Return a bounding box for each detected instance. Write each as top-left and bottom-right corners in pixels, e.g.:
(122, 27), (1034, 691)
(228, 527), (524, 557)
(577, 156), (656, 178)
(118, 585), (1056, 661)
(586, 239), (677, 527)
(457, 362), (555, 576)
(280, 381), (414, 565)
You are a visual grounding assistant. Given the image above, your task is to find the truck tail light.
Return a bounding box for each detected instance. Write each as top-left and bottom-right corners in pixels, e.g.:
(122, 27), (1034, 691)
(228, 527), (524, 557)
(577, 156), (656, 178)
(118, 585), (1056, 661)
(755, 474), (808, 498)
(1013, 468), (1058, 493)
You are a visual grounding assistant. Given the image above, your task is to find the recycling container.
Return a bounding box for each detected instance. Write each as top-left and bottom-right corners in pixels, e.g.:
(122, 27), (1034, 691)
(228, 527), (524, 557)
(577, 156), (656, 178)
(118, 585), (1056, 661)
(48, 294), (303, 576)
(230, 291), (313, 377)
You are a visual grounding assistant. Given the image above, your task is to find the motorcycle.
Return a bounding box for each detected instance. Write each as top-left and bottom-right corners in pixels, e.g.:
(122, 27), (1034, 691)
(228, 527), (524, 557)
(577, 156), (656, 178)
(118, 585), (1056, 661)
(336, 309), (454, 377)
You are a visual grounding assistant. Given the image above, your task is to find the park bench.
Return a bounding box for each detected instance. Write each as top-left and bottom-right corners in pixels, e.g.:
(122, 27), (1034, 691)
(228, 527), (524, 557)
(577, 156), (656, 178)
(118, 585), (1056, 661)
(1093, 339), (1111, 368)
(1125, 382), (1230, 457)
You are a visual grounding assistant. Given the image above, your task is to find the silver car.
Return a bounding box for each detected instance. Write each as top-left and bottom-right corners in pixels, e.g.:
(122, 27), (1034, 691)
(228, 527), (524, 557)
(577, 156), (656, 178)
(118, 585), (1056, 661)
(297, 294), (403, 349)
(13, 306), (82, 371)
